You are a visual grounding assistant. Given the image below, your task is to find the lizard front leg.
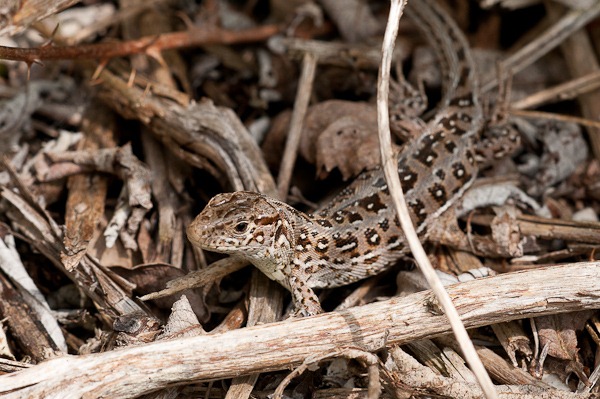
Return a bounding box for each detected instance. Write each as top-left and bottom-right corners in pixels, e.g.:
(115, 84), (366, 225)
(288, 274), (323, 317)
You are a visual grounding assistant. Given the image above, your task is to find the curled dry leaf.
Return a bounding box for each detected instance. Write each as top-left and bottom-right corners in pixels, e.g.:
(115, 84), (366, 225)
(299, 100), (376, 165)
(456, 182), (548, 219)
(264, 75), (424, 180)
(490, 321), (532, 368)
(315, 115), (393, 180)
(537, 312), (593, 362)
(536, 311), (594, 384)
(515, 119), (589, 197)
(265, 100), (397, 179)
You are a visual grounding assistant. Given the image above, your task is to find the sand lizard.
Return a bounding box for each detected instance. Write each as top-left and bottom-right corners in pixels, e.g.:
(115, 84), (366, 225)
(188, 0), (484, 316)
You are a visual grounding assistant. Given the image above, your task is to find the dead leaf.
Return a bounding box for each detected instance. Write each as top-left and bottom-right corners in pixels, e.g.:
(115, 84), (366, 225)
(537, 312), (592, 361)
(264, 100), (386, 179)
(316, 115), (395, 180)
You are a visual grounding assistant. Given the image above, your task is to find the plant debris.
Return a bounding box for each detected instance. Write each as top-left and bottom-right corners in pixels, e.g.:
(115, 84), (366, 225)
(1, 0), (600, 398)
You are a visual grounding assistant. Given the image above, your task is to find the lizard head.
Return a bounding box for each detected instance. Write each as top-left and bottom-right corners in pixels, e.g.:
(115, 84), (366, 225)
(187, 191), (297, 282)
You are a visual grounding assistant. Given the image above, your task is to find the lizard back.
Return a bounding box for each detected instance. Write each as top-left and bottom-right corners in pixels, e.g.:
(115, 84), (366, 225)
(300, 0), (483, 288)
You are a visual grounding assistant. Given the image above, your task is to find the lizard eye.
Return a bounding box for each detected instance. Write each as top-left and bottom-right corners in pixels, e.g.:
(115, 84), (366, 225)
(234, 222), (249, 233)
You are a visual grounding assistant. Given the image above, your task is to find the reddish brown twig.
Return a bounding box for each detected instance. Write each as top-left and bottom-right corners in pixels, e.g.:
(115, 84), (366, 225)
(0, 24), (281, 64)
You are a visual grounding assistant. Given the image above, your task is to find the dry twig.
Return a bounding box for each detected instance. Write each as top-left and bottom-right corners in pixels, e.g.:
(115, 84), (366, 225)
(0, 262), (598, 397)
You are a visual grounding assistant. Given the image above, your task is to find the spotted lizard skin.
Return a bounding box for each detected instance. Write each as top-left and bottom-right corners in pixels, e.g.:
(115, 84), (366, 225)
(188, 0), (484, 316)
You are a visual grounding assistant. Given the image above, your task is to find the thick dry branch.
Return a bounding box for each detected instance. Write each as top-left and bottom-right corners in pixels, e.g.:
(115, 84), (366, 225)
(93, 68), (277, 196)
(0, 25), (280, 63)
(1, 262), (599, 398)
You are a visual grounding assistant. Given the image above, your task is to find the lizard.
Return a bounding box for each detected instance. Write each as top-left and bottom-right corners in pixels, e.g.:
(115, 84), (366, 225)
(187, 0), (485, 316)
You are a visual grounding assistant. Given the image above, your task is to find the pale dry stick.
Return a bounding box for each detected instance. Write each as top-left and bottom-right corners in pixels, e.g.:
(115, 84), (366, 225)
(0, 358), (30, 373)
(529, 317), (540, 374)
(481, 2), (600, 93)
(276, 53), (317, 199)
(511, 70), (600, 110)
(377, 1), (497, 398)
(1, 262), (599, 398)
(270, 37), (385, 69)
(509, 108), (600, 129)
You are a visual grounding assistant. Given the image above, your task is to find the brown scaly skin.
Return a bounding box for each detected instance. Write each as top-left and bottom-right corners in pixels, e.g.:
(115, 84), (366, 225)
(188, 0), (484, 316)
